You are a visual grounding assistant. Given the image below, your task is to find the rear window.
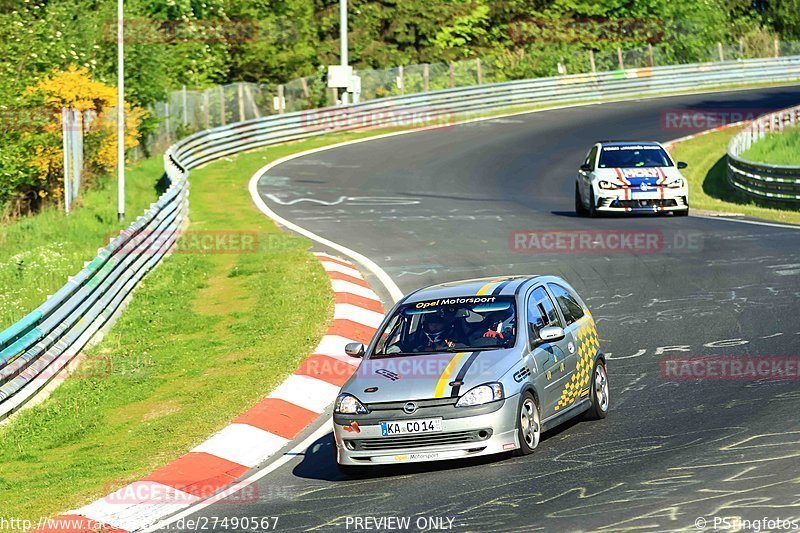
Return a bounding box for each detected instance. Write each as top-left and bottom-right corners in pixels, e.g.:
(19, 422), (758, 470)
(599, 145), (672, 168)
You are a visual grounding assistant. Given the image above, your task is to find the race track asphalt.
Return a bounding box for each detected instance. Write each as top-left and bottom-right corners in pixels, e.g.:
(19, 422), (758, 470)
(164, 86), (800, 532)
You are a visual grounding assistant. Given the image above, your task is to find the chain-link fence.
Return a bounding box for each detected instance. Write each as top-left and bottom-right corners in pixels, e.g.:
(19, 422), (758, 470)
(131, 39), (793, 161)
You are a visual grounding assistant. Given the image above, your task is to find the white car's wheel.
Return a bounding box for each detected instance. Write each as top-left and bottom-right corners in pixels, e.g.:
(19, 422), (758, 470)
(575, 184), (588, 216)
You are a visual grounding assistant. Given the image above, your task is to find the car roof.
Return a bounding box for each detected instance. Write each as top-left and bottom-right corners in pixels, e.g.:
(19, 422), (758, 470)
(596, 140), (663, 148)
(402, 276), (539, 304)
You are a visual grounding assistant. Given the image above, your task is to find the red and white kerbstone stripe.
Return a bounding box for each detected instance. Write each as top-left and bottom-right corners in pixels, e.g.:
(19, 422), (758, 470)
(37, 252), (383, 533)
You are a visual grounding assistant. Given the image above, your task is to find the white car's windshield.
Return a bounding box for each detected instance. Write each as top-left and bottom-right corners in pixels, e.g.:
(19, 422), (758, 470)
(373, 296), (517, 357)
(598, 145), (672, 168)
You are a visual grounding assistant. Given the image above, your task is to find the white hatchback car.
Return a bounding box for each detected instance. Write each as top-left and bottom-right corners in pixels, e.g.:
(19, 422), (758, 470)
(575, 141), (689, 216)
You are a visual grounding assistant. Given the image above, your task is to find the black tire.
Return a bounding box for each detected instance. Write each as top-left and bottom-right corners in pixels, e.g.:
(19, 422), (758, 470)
(515, 391), (540, 456)
(584, 359), (610, 420)
(575, 184), (588, 216)
(675, 208), (689, 217)
(588, 188), (599, 218)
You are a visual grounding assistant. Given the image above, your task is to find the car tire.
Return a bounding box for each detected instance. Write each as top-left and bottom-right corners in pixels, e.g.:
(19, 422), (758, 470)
(584, 359), (610, 420)
(575, 184), (587, 216)
(588, 188), (599, 218)
(515, 391), (540, 456)
(675, 208), (689, 217)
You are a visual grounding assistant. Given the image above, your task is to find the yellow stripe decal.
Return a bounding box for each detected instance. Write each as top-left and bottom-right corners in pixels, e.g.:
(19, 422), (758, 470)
(476, 277), (505, 296)
(434, 352), (467, 398)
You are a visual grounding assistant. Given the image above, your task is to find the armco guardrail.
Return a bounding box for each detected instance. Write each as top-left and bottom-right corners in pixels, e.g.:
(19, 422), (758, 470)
(0, 155), (188, 419)
(727, 105), (800, 202)
(2, 55), (799, 418)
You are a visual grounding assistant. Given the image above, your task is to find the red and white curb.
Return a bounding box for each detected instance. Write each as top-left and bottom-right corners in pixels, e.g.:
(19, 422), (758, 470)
(38, 252), (383, 533)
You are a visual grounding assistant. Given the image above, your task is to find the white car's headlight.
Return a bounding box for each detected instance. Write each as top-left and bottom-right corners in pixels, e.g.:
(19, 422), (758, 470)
(335, 393), (368, 414)
(598, 180), (621, 190)
(665, 177), (686, 188)
(455, 383), (504, 407)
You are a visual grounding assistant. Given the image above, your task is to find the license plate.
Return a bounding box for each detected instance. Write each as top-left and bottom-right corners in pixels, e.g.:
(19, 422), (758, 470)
(380, 418), (442, 436)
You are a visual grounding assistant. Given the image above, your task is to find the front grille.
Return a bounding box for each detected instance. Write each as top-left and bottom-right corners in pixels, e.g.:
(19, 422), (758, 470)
(365, 398), (456, 411)
(613, 199), (678, 208)
(351, 429), (492, 451)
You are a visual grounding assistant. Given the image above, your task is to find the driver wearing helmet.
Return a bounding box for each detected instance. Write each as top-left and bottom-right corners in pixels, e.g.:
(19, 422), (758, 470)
(419, 312), (462, 351)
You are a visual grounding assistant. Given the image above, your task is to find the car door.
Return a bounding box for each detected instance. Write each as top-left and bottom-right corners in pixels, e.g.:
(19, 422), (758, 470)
(577, 144), (599, 203)
(525, 285), (573, 420)
(546, 283), (589, 411)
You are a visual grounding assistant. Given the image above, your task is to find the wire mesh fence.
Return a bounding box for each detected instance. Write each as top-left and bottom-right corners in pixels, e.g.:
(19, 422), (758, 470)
(131, 39), (794, 161)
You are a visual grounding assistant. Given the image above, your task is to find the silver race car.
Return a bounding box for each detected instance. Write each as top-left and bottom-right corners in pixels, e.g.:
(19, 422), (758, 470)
(332, 276), (608, 474)
(575, 140), (689, 216)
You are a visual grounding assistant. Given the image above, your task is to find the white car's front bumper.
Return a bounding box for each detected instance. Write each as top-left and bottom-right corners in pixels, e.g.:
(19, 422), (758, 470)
(595, 186), (688, 212)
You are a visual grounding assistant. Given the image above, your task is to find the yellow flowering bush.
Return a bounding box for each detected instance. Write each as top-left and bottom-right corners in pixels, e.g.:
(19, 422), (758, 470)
(4, 66), (146, 215)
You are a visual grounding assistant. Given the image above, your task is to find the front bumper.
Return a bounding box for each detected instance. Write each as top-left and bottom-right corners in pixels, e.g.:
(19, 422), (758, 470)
(595, 186), (688, 212)
(333, 395), (520, 466)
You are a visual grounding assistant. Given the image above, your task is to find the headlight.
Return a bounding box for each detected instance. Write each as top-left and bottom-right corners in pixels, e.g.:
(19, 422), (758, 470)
(455, 383), (504, 407)
(665, 177), (685, 188)
(335, 393), (368, 414)
(598, 180), (621, 190)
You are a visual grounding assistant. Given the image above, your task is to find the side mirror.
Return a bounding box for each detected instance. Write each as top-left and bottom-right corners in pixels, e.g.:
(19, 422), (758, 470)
(677, 161), (688, 169)
(579, 163), (592, 172)
(344, 342), (365, 358)
(531, 325), (566, 347)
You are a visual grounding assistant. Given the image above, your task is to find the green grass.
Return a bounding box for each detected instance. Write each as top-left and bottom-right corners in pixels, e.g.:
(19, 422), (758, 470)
(0, 159), (163, 329)
(740, 128), (800, 166)
(0, 137), (360, 523)
(670, 129), (800, 225)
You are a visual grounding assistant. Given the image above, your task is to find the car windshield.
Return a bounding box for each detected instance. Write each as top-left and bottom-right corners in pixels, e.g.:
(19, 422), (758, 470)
(372, 296), (517, 357)
(598, 145), (672, 168)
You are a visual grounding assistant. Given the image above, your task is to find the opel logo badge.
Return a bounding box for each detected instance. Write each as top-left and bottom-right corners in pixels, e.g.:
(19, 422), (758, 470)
(403, 402), (418, 414)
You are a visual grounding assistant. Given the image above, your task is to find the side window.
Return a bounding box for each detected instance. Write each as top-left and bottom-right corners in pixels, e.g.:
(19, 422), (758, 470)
(584, 146), (598, 170)
(527, 286), (562, 336)
(547, 284), (585, 326)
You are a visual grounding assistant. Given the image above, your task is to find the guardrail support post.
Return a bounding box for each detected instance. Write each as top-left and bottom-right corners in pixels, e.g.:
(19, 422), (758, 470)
(423, 64), (429, 92)
(589, 49), (596, 73)
(717, 42), (724, 62)
(277, 84), (285, 114)
(617, 47), (624, 70)
(648, 44), (654, 67)
(775, 38), (780, 57)
(449, 62), (455, 88)
(476, 58), (482, 84)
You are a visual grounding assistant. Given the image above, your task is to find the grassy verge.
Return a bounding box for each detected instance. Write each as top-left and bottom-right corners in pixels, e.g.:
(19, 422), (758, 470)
(0, 136), (369, 523)
(0, 159), (163, 329)
(740, 127), (800, 166)
(669, 129), (800, 225)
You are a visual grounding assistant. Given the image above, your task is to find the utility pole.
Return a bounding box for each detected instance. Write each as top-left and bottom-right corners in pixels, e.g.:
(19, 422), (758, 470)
(340, 0), (349, 105)
(117, 0), (125, 222)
